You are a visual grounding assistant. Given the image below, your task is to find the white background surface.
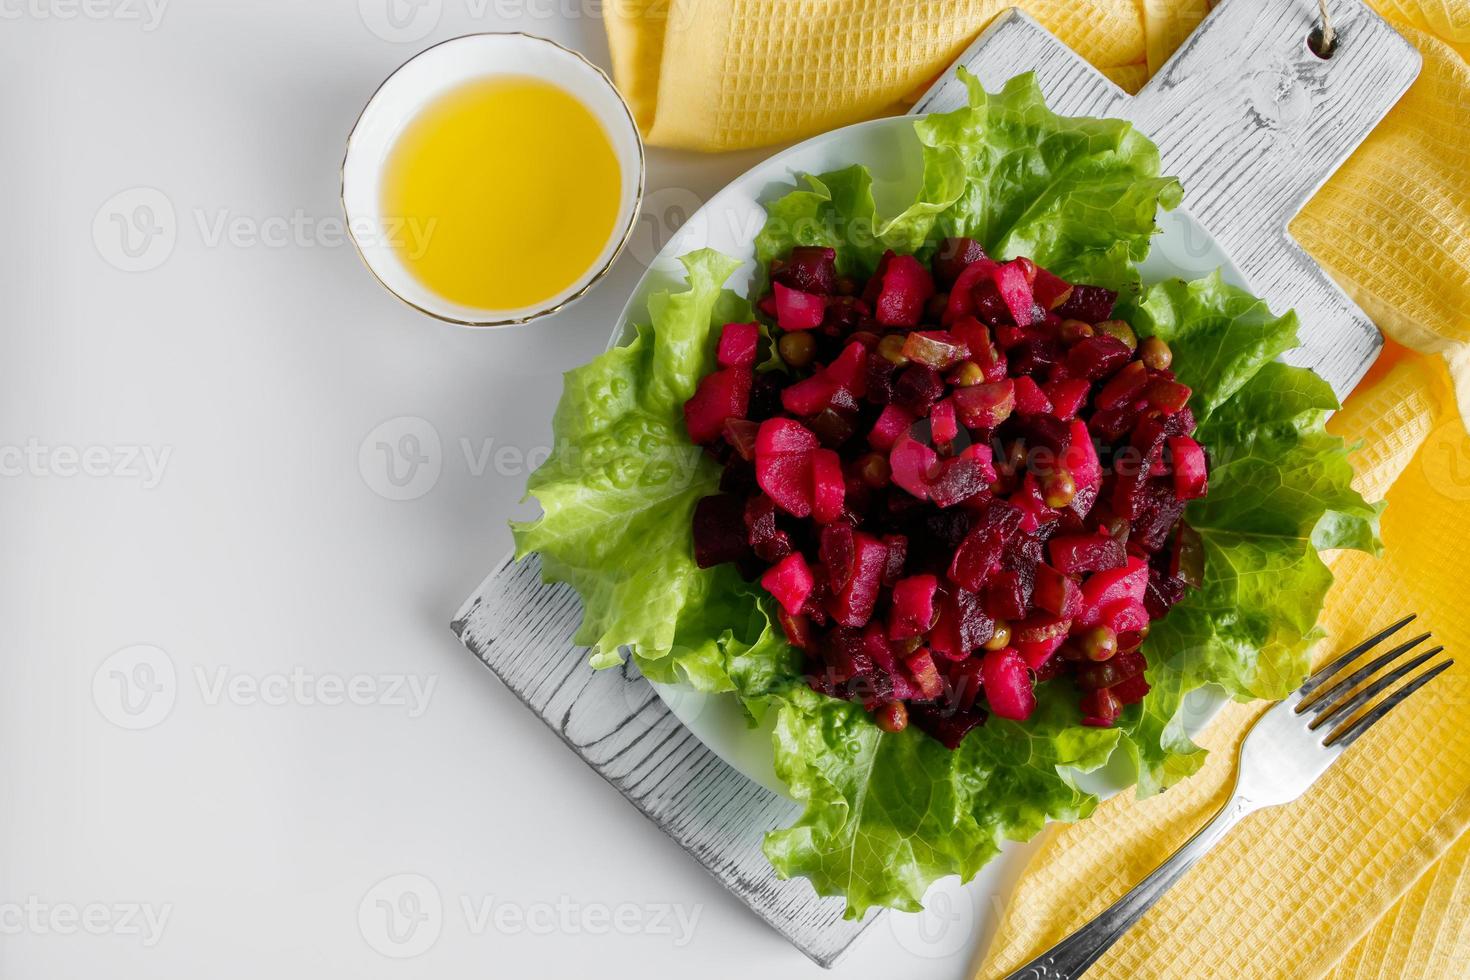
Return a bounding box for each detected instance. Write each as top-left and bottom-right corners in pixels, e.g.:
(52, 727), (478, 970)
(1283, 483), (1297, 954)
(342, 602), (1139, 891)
(0, 2), (1024, 977)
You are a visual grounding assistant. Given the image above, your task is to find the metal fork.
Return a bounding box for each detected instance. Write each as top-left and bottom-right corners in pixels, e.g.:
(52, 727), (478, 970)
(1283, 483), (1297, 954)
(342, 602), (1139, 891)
(1005, 615), (1453, 980)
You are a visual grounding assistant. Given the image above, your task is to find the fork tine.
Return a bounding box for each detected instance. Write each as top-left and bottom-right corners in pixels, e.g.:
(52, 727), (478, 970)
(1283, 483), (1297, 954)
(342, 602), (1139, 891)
(1309, 646), (1443, 730)
(1323, 658), (1454, 748)
(1295, 614), (1417, 703)
(1298, 632), (1433, 714)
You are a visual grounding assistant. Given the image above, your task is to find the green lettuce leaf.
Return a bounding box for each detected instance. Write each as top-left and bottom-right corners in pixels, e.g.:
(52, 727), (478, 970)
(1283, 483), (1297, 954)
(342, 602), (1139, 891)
(756, 71), (1181, 292)
(922, 71), (1182, 291)
(763, 683), (1120, 918)
(511, 249), (743, 679)
(1119, 277), (1383, 794)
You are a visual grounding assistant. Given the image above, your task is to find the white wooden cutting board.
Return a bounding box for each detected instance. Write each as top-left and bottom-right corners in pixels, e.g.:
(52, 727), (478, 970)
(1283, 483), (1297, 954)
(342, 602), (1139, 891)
(451, 0), (1420, 967)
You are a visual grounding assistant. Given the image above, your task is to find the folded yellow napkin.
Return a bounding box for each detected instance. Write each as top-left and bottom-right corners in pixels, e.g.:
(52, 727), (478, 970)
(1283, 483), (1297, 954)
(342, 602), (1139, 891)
(603, 2), (1470, 976)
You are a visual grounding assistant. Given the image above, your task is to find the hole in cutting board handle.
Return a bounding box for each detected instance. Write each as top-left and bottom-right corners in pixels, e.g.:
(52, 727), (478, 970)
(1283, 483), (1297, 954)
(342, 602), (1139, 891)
(1307, 25), (1339, 58)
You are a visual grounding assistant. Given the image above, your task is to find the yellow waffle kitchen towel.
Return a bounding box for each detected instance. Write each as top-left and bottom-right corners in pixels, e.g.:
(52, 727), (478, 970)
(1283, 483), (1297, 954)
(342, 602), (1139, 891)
(604, 2), (1470, 977)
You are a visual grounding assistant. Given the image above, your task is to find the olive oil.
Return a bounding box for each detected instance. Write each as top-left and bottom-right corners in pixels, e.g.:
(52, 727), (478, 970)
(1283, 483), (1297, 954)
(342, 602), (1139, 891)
(380, 75), (622, 312)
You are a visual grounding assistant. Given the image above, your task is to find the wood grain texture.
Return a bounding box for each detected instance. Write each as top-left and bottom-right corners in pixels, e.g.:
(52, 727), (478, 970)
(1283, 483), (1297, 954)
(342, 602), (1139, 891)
(453, 0), (1420, 966)
(451, 552), (877, 967)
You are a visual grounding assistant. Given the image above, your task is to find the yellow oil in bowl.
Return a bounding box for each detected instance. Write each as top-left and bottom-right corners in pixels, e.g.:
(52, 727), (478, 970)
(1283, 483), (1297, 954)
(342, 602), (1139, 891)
(380, 75), (623, 313)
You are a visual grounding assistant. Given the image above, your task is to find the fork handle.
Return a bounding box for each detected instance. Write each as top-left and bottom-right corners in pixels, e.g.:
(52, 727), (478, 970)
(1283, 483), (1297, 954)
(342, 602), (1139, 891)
(1003, 794), (1255, 980)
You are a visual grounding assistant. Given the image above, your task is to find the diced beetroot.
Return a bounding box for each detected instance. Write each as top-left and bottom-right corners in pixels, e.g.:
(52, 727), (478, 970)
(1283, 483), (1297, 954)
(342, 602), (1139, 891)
(888, 574), (939, 640)
(825, 342), (870, 395)
(755, 417), (819, 456)
(773, 245), (837, 295)
(904, 647), (945, 700)
(744, 495), (791, 561)
(717, 322), (760, 368)
(933, 238), (989, 287)
(889, 433), (939, 501)
(930, 399), (958, 446)
(959, 443), (998, 483)
(1033, 564), (1083, 618)
(1066, 335), (1132, 380)
(1017, 634), (1066, 670)
(991, 260), (1036, 327)
(869, 404), (916, 451)
(1103, 599), (1150, 634)
(1048, 533), (1127, 575)
(780, 374), (836, 416)
(875, 254), (934, 327)
(1012, 473), (1060, 533)
(893, 364), (946, 415)
(682, 367), (752, 445)
(774, 283), (826, 330)
(929, 454), (989, 509)
(761, 552), (814, 615)
(810, 448), (846, 524)
(861, 622), (919, 700)
(722, 418), (759, 461)
(819, 523), (855, 592)
(1110, 671), (1151, 705)
(1169, 436), (1208, 500)
(1132, 481), (1188, 551)
(973, 280), (1017, 327)
(754, 419), (817, 518)
(1080, 687), (1122, 727)
(949, 528), (1002, 591)
(1077, 556), (1149, 627)
(1055, 283), (1117, 323)
(983, 567), (1034, 621)
(1091, 401), (1144, 442)
(828, 532), (888, 627)
(903, 331), (969, 369)
(953, 379), (1016, 429)
(1062, 419), (1102, 490)
(1096, 360), (1149, 410)
(1044, 378), (1090, 420)
(881, 533), (908, 585)
(981, 648), (1035, 721)
(942, 259), (1000, 324)
(1145, 571), (1190, 618)
(691, 494), (750, 568)
(1013, 256), (1038, 284)
(1031, 266), (1073, 310)
(757, 294), (778, 319)
(910, 703), (986, 749)
(1013, 376), (1053, 415)
(1146, 378), (1192, 415)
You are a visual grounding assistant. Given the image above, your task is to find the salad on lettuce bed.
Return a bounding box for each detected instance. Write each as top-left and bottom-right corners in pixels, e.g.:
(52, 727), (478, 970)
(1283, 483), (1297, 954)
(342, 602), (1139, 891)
(511, 71), (1380, 917)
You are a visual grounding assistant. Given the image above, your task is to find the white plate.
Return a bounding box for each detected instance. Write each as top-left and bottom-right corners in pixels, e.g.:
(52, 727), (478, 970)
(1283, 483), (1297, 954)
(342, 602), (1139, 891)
(612, 113), (1243, 798)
